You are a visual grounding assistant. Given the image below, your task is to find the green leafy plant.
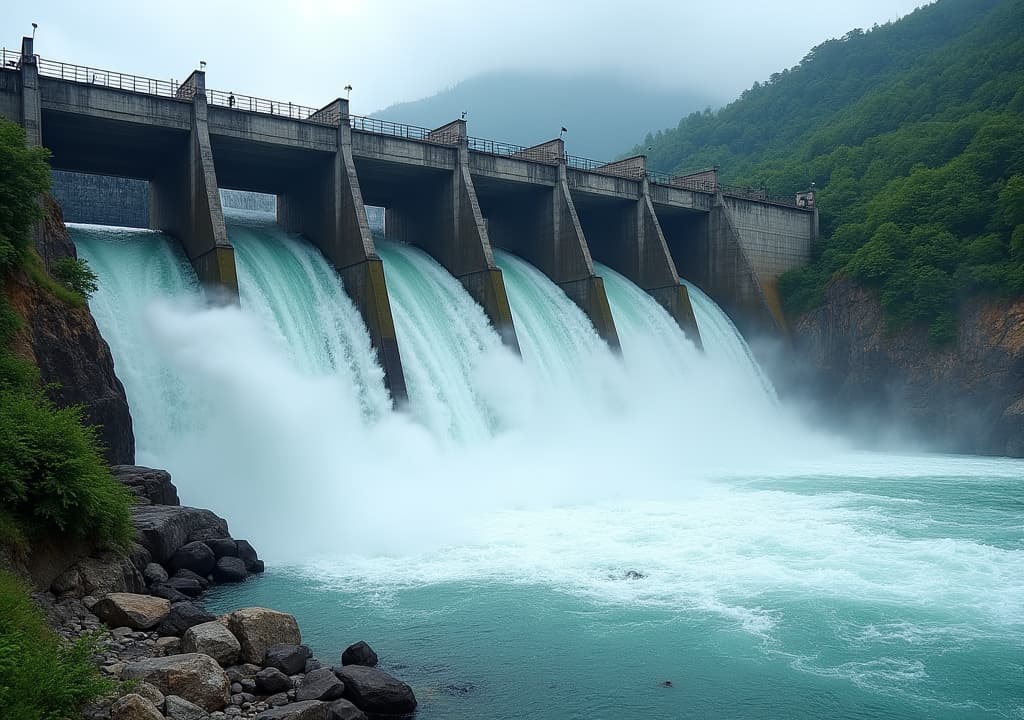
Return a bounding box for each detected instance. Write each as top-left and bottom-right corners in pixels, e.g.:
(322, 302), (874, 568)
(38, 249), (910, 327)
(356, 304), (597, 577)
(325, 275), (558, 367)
(51, 257), (99, 299)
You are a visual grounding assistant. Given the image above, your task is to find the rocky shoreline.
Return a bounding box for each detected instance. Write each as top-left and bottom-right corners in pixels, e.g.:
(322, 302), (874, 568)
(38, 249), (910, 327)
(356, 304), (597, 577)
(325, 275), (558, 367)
(34, 466), (417, 720)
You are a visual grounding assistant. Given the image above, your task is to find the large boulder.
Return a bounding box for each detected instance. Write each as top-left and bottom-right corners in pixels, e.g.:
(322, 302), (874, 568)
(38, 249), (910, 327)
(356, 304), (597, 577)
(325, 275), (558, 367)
(163, 694), (208, 720)
(182, 621), (241, 666)
(157, 602), (216, 637)
(143, 562), (169, 585)
(133, 505), (229, 565)
(255, 666), (292, 694)
(340, 641), (378, 668)
(148, 583), (193, 604)
(255, 700), (330, 720)
(111, 465), (180, 506)
(204, 538), (238, 558)
(110, 693), (164, 720)
(263, 643), (311, 675)
(169, 541), (216, 576)
(235, 540), (261, 571)
(327, 699), (367, 720)
(51, 551), (144, 598)
(297, 667), (345, 702)
(212, 556), (248, 583)
(92, 593), (170, 630)
(122, 653), (230, 712)
(226, 608), (301, 664)
(337, 665), (417, 715)
(133, 681), (166, 708)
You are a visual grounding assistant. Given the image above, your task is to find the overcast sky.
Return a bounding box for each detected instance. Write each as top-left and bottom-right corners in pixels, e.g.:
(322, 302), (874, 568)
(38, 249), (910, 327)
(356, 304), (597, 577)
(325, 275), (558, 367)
(9, 1), (925, 114)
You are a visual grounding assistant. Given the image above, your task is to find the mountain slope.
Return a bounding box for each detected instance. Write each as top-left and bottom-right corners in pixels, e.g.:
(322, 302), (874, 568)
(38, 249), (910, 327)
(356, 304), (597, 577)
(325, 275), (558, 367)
(642, 0), (1024, 342)
(373, 70), (718, 160)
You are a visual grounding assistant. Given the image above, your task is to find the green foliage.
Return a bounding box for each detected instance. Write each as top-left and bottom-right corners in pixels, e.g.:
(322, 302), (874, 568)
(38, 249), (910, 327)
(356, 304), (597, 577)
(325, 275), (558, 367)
(640, 0), (1024, 343)
(0, 120), (51, 274)
(0, 571), (115, 719)
(51, 257), (99, 300)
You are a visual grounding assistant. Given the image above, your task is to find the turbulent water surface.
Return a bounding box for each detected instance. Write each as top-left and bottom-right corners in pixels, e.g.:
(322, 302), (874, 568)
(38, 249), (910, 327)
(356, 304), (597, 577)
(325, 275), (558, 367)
(72, 220), (1023, 720)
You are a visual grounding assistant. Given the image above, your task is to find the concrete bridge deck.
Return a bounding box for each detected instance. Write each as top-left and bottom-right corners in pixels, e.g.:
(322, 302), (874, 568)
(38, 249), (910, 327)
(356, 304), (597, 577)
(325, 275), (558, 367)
(1, 41), (818, 403)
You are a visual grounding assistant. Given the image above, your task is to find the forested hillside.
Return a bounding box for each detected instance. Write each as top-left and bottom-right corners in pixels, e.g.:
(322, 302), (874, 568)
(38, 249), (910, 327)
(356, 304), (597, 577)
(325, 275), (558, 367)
(639, 0), (1024, 343)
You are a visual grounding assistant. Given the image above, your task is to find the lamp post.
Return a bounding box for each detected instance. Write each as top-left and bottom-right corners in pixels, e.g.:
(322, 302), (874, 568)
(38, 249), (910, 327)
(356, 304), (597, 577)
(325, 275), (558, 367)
(344, 84), (352, 100)
(31, 23), (37, 40)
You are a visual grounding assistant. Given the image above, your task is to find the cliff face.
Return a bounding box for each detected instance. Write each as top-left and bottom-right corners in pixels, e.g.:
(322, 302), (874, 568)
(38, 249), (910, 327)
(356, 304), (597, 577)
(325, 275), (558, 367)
(5, 197), (135, 465)
(790, 277), (1024, 457)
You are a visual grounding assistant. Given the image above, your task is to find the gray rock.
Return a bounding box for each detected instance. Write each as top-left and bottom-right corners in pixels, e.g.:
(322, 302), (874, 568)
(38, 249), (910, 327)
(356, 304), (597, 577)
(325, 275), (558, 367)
(204, 538), (238, 558)
(296, 668), (345, 702)
(234, 540), (260, 570)
(255, 667), (292, 694)
(264, 693), (290, 708)
(148, 583), (193, 604)
(162, 576), (204, 597)
(254, 700), (329, 720)
(337, 665), (416, 715)
(326, 699), (367, 720)
(230, 682), (243, 694)
(164, 694), (209, 720)
(157, 602), (216, 637)
(110, 693), (164, 720)
(226, 608), (301, 665)
(182, 621), (242, 666)
(304, 659), (322, 674)
(52, 552), (145, 598)
(263, 644), (311, 675)
(111, 465), (180, 506)
(156, 637), (182, 656)
(92, 593), (171, 630)
(129, 543), (154, 572)
(213, 556), (247, 584)
(340, 641), (377, 668)
(133, 680), (166, 709)
(132, 505), (229, 565)
(170, 542), (217, 576)
(143, 563), (169, 585)
(122, 653), (230, 712)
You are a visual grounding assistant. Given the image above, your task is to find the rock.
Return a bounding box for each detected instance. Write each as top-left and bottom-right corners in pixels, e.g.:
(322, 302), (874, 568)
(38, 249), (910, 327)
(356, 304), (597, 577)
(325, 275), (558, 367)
(149, 583), (194, 604)
(112, 465), (180, 506)
(212, 556), (248, 583)
(226, 608), (301, 665)
(92, 593), (170, 630)
(624, 569), (646, 580)
(340, 641), (377, 668)
(265, 693), (290, 708)
(326, 699), (367, 720)
(205, 538), (238, 558)
(255, 667), (292, 694)
(225, 664), (261, 682)
(133, 681), (166, 708)
(133, 505), (230, 565)
(296, 668), (345, 702)
(157, 637), (182, 656)
(174, 568), (211, 589)
(255, 700), (329, 720)
(170, 542), (217, 576)
(110, 693), (164, 720)
(157, 602), (217, 637)
(337, 665), (416, 715)
(304, 659), (322, 673)
(182, 621), (242, 666)
(164, 695), (209, 720)
(143, 563), (169, 585)
(251, 559), (266, 574)
(123, 653), (230, 712)
(234, 540), (260, 570)
(163, 576), (204, 597)
(263, 643), (311, 675)
(51, 552), (145, 598)
(129, 543), (154, 572)
(21, 200), (134, 466)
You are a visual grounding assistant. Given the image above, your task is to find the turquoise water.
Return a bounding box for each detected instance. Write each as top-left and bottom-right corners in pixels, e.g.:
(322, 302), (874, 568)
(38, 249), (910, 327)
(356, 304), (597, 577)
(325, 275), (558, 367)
(207, 461), (1024, 719)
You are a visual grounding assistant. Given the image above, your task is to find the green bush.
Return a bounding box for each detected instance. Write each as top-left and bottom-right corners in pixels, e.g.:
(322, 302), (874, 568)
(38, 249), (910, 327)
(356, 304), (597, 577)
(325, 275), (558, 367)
(0, 388), (133, 548)
(0, 121), (51, 273)
(51, 257), (99, 299)
(0, 571), (115, 719)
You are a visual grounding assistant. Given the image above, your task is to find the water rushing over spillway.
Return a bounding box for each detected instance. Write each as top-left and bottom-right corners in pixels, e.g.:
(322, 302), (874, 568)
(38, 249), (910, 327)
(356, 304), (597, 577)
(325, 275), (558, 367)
(70, 217), (1023, 720)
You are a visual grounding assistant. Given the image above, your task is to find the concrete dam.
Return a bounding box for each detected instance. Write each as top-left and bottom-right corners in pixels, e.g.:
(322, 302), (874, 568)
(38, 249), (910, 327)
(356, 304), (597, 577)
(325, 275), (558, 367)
(1, 37), (817, 404)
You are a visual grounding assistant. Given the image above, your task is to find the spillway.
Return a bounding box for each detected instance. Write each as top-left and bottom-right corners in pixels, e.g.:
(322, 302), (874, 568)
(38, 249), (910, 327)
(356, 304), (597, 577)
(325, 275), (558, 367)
(72, 224), (203, 465)
(376, 239), (502, 443)
(226, 208), (391, 419)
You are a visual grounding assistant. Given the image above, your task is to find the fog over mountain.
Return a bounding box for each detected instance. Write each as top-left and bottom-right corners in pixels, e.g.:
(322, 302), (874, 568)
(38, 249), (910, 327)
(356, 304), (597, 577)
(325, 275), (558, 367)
(373, 70), (720, 160)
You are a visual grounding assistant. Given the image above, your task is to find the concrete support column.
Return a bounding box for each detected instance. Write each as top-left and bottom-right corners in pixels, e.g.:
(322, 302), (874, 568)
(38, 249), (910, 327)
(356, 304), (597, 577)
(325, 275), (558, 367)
(19, 37), (41, 147)
(151, 69), (238, 299)
(280, 98), (408, 403)
(706, 191), (779, 338)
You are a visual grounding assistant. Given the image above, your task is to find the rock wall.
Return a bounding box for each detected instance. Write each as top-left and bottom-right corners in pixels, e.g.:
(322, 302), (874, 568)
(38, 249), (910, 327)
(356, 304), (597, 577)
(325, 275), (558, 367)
(788, 277), (1024, 457)
(4, 196), (135, 465)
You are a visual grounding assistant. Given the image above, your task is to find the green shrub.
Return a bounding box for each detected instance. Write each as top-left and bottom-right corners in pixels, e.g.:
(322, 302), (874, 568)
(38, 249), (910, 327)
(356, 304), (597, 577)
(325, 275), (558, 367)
(0, 571), (115, 719)
(51, 257), (99, 300)
(0, 121), (51, 274)
(0, 385), (133, 548)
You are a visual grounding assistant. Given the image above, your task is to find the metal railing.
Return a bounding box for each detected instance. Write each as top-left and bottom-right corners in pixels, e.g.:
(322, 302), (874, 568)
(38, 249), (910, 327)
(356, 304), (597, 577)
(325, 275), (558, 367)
(468, 136), (560, 164)
(206, 88), (328, 123)
(720, 184), (799, 207)
(566, 153), (645, 179)
(36, 57), (181, 98)
(350, 115), (461, 144)
(1, 47), (20, 70)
